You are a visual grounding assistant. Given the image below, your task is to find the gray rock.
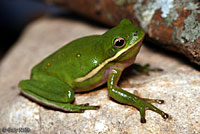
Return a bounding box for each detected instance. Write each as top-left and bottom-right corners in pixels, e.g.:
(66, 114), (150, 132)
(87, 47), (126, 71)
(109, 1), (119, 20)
(0, 18), (199, 134)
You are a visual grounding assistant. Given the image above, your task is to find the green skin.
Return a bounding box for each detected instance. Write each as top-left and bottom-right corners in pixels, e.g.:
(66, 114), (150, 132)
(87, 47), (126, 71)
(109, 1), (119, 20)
(19, 19), (168, 123)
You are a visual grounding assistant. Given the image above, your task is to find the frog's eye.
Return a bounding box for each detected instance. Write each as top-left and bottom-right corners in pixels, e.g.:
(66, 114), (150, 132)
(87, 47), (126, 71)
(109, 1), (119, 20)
(113, 37), (126, 49)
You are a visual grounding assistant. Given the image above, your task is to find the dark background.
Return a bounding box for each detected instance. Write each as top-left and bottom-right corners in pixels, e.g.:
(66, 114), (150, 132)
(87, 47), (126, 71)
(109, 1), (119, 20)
(0, 0), (64, 61)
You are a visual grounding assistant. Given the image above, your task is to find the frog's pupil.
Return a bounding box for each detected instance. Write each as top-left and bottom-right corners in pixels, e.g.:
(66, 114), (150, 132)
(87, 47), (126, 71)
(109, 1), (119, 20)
(113, 37), (126, 48)
(116, 40), (124, 46)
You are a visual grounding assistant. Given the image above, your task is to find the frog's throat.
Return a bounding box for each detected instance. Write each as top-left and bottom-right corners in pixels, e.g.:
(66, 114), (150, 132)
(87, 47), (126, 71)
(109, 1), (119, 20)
(75, 36), (144, 83)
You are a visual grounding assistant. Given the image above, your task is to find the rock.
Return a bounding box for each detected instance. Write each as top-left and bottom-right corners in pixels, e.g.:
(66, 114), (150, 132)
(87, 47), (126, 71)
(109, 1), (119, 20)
(0, 17), (199, 134)
(49, 0), (200, 66)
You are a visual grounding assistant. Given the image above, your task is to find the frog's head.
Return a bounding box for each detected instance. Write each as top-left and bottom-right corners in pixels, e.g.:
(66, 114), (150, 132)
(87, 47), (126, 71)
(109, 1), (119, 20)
(103, 19), (145, 62)
(75, 19), (145, 83)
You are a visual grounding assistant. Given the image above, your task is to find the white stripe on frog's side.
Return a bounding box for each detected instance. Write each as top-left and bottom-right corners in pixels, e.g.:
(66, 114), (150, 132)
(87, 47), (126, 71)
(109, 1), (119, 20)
(75, 35), (144, 83)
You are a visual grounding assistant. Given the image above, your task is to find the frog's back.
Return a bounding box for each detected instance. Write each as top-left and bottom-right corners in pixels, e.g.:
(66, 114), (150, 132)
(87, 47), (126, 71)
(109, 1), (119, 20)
(32, 35), (109, 86)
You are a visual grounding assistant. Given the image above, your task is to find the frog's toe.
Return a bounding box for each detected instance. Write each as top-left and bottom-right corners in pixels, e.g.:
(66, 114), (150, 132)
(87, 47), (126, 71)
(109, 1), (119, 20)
(139, 107), (147, 123)
(161, 112), (169, 119)
(88, 105), (100, 110)
(149, 99), (165, 104)
(140, 117), (146, 123)
(60, 103), (100, 112)
(80, 103), (89, 106)
(94, 105), (100, 110)
(156, 99), (165, 104)
(141, 98), (165, 104)
(133, 91), (165, 104)
(78, 103), (100, 110)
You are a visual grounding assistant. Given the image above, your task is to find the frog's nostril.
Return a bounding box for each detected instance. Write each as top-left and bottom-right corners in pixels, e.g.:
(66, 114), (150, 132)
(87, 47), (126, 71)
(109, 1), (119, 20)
(133, 31), (138, 36)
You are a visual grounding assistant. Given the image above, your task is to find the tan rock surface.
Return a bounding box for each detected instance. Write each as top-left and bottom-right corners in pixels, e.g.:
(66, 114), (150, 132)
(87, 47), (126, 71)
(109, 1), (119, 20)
(0, 17), (199, 134)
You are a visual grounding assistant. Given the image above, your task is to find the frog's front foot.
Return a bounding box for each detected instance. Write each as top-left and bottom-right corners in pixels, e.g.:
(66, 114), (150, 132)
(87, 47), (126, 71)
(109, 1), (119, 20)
(110, 87), (169, 123)
(132, 90), (169, 122)
(108, 69), (169, 123)
(137, 98), (169, 123)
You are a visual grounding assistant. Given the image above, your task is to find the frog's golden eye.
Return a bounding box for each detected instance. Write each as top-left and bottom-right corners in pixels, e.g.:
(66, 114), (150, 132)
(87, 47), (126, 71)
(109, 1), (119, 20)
(113, 37), (126, 48)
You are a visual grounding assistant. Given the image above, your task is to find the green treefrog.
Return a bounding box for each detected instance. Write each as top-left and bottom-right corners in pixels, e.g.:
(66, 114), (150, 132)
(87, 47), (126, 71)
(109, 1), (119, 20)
(19, 19), (168, 123)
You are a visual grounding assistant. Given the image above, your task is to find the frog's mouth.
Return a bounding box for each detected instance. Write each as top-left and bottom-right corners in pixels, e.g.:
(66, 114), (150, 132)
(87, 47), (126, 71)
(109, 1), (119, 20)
(75, 34), (145, 83)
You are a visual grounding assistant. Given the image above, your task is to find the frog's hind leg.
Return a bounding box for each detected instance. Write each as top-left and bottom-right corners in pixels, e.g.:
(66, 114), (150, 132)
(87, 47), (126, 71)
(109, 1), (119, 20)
(19, 79), (99, 112)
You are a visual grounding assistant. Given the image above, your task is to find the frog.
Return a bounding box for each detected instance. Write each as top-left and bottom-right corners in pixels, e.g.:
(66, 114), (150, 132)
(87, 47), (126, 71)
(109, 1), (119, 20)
(19, 19), (169, 123)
